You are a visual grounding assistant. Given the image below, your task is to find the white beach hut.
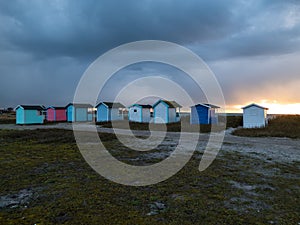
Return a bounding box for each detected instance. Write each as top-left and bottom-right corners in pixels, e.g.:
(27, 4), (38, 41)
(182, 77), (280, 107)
(152, 99), (181, 124)
(242, 103), (268, 128)
(128, 104), (152, 123)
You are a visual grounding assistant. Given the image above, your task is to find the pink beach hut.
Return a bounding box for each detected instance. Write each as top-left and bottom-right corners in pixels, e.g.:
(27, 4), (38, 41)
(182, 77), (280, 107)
(46, 106), (67, 122)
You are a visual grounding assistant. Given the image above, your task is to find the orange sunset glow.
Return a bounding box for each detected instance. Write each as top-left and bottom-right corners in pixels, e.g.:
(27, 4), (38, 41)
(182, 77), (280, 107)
(230, 101), (300, 114)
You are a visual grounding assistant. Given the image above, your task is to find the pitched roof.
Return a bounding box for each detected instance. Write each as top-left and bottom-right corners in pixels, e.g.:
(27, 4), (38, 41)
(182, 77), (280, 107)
(139, 104), (152, 108)
(16, 105), (45, 110)
(153, 99), (182, 108)
(47, 106), (66, 110)
(242, 103), (268, 110)
(96, 102), (125, 108)
(66, 103), (93, 108)
(192, 103), (220, 109)
(203, 103), (220, 108)
(130, 104), (152, 108)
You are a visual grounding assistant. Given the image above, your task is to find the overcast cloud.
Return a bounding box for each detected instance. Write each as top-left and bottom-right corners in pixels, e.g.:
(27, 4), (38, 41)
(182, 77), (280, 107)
(0, 0), (299, 110)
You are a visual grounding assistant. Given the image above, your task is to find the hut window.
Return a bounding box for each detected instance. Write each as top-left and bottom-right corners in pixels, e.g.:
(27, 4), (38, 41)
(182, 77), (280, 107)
(134, 109), (137, 112)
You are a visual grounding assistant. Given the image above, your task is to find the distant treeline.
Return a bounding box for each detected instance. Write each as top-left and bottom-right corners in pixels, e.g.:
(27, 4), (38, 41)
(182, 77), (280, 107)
(0, 108), (14, 113)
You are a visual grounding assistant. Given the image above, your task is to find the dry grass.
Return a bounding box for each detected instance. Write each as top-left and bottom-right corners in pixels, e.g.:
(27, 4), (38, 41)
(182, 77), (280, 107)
(97, 120), (226, 133)
(0, 112), (15, 124)
(96, 115), (244, 133)
(0, 129), (299, 224)
(233, 115), (300, 139)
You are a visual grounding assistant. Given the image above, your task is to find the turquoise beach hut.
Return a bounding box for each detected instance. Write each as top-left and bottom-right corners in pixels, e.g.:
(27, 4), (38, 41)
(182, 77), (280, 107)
(66, 103), (94, 122)
(15, 105), (45, 125)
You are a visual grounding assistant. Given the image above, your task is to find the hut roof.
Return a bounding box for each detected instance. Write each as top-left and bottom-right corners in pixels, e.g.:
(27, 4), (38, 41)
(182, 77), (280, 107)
(16, 105), (45, 110)
(193, 103), (220, 109)
(242, 103), (268, 110)
(96, 102), (125, 108)
(47, 106), (66, 110)
(153, 99), (182, 108)
(66, 103), (93, 108)
(130, 104), (152, 108)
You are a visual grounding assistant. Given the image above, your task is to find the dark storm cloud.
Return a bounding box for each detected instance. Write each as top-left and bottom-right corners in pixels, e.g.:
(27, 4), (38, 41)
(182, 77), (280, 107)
(0, 0), (300, 108)
(193, 0), (300, 60)
(0, 0), (240, 59)
(1, 0), (300, 59)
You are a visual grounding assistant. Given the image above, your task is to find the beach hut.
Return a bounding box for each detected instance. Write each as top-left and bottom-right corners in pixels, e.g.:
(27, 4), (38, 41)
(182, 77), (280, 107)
(66, 103), (94, 122)
(15, 105), (45, 125)
(152, 99), (181, 123)
(95, 102), (125, 122)
(242, 103), (268, 128)
(190, 103), (220, 125)
(46, 107), (67, 122)
(128, 104), (152, 123)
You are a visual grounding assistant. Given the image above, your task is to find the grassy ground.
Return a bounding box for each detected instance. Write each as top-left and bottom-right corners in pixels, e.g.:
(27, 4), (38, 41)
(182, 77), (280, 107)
(233, 115), (300, 139)
(224, 116), (243, 128)
(97, 116), (242, 133)
(0, 129), (299, 224)
(0, 113), (16, 124)
(0, 112), (68, 125)
(98, 120), (206, 132)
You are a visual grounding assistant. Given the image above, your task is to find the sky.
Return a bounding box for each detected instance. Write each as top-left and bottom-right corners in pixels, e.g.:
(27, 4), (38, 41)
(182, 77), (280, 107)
(0, 0), (300, 114)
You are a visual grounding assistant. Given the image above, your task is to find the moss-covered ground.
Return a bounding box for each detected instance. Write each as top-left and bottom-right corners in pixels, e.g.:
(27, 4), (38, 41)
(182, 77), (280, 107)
(0, 129), (299, 224)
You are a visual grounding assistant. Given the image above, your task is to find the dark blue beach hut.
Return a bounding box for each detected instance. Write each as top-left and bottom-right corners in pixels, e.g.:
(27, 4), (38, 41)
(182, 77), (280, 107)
(190, 103), (220, 125)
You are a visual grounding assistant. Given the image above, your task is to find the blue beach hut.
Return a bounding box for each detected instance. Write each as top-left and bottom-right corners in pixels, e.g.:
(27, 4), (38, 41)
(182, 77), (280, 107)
(95, 102), (125, 122)
(15, 105), (45, 125)
(190, 103), (220, 125)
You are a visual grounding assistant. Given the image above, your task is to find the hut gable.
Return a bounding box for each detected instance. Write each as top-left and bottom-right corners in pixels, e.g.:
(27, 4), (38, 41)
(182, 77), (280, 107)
(153, 100), (182, 109)
(242, 103), (268, 110)
(16, 105), (45, 111)
(96, 102), (125, 109)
